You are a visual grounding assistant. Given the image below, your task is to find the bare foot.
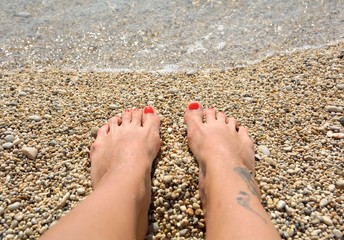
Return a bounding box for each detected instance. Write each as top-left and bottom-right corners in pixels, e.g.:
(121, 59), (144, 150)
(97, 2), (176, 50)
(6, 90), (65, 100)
(184, 101), (257, 209)
(90, 106), (161, 238)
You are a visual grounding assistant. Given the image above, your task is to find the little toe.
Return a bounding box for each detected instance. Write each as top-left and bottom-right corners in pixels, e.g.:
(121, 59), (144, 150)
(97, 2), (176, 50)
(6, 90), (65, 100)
(184, 101), (204, 127)
(122, 109), (132, 125)
(216, 111), (227, 123)
(205, 107), (216, 123)
(227, 117), (239, 132)
(131, 108), (143, 126)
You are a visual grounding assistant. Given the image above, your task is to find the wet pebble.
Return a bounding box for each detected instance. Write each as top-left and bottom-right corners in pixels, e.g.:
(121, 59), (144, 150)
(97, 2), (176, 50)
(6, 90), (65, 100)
(22, 147), (38, 160)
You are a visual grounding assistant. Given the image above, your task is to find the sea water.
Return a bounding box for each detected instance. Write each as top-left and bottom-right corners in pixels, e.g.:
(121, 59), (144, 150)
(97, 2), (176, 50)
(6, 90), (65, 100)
(0, 0), (343, 73)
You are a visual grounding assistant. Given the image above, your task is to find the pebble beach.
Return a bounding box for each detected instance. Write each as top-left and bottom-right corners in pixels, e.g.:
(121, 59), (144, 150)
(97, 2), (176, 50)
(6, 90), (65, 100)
(0, 42), (343, 239)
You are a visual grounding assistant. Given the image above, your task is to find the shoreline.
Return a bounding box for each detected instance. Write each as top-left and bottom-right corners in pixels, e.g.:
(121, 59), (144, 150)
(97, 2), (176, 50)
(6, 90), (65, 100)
(1, 43), (343, 239)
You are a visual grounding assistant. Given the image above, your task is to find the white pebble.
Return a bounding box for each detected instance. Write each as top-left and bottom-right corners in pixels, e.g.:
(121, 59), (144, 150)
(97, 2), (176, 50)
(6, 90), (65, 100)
(8, 202), (21, 211)
(258, 145), (270, 156)
(321, 216), (333, 225)
(319, 198), (329, 207)
(2, 142), (13, 149)
(76, 187), (86, 195)
(28, 115), (42, 121)
(333, 229), (343, 239)
(276, 200), (286, 210)
(22, 147), (38, 160)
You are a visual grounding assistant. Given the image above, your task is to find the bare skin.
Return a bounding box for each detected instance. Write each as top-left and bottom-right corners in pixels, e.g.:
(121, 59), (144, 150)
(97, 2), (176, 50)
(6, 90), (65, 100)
(184, 101), (281, 240)
(41, 107), (161, 240)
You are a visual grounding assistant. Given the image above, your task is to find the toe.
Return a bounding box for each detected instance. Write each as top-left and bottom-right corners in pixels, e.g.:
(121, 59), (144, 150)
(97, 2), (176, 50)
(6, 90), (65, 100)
(122, 109), (132, 125)
(205, 107), (216, 123)
(108, 116), (121, 130)
(142, 106), (160, 128)
(96, 123), (109, 139)
(227, 117), (239, 132)
(216, 111), (227, 123)
(184, 101), (204, 127)
(131, 107), (143, 126)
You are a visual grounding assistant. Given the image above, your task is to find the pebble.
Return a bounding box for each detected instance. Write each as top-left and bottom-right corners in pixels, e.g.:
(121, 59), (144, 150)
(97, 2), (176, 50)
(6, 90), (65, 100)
(168, 87), (179, 94)
(325, 105), (343, 112)
(152, 222), (159, 233)
(335, 179), (344, 189)
(283, 146), (292, 152)
(14, 11), (32, 18)
(4, 135), (15, 142)
(2, 142), (13, 149)
(319, 198), (329, 207)
(180, 205), (186, 212)
(18, 91), (27, 96)
(336, 83), (344, 90)
(56, 192), (70, 210)
(163, 175), (173, 184)
(91, 126), (99, 138)
(28, 115), (42, 121)
(0, 207), (4, 215)
(328, 184), (336, 192)
(76, 187), (86, 195)
(14, 213), (24, 221)
(321, 216), (333, 226)
(179, 229), (188, 236)
(257, 145), (270, 156)
(8, 202), (21, 211)
(192, 203), (200, 209)
(13, 138), (22, 145)
(109, 104), (118, 110)
(276, 200), (286, 210)
(22, 147), (38, 160)
(333, 229), (343, 239)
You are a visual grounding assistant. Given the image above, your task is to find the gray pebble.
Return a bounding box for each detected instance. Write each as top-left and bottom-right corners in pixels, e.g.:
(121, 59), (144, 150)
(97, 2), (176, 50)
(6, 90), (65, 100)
(28, 115), (42, 121)
(168, 87), (179, 94)
(4, 135), (15, 143)
(22, 147), (38, 160)
(321, 216), (333, 225)
(152, 222), (159, 233)
(333, 229), (343, 239)
(8, 202), (21, 211)
(76, 187), (86, 195)
(276, 200), (286, 210)
(109, 104), (118, 110)
(49, 140), (57, 146)
(2, 142), (13, 149)
(339, 117), (344, 127)
(258, 145), (271, 156)
(179, 229), (188, 236)
(15, 11), (32, 18)
(285, 86), (293, 91)
(336, 83), (344, 90)
(319, 198), (329, 207)
(325, 105), (343, 113)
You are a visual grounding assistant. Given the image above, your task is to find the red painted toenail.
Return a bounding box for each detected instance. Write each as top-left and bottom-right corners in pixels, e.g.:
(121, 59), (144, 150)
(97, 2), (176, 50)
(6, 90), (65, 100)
(188, 102), (200, 110)
(124, 109), (131, 112)
(144, 106), (154, 114)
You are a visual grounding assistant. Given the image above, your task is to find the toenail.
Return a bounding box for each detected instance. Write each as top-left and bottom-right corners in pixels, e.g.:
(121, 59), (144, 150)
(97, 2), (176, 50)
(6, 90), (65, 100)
(124, 109), (131, 112)
(209, 106), (214, 110)
(188, 102), (200, 110)
(144, 106), (154, 114)
(133, 107), (139, 111)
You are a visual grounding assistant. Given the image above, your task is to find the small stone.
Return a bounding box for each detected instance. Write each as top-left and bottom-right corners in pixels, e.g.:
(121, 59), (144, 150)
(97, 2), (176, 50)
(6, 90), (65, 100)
(163, 175), (173, 184)
(167, 127), (173, 133)
(91, 126), (99, 138)
(339, 117), (344, 127)
(283, 146), (292, 152)
(285, 86), (293, 91)
(14, 213), (24, 221)
(56, 192), (70, 210)
(18, 91), (27, 96)
(187, 208), (194, 216)
(168, 87), (179, 94)
(22, 147), (38, 160)
(179, 229), (188, 236)
(13, 139), (22, 145)
(152, 222), (159, 233)
(180, 205), (186, 212)
(325, 106), (343, 113)
(4, 135), (15, 143)
(333, 229), (343, 239)
(331, 133), (344, 139)
(321, 216), (333, 225)
(264, 157), (276, 167)
(328, 184), (336, 192)
(49, 140), (57, 146)
(311, 229), (321, 236)
(258, 145), (270, 156)
(192, 203), (200, 209)
(319, 198), (329, 207)
(43, 114), (52, 119)
(15, 11), (32, 18)
(276, 200), (286, 210)
(28, 115), (42, 121)
(8, 202), (21, 211)
(0, 207), (4, 215)
(336, 83), (344, 90)
(243, 97), (253, 102)
(335, 179), (344, 189)
(195, 209), (202, 216)
(2, 142), (13, 149)
(181, 218), (189, 227)
(109, 104), (118, 110)
(76, 187), (86, 195)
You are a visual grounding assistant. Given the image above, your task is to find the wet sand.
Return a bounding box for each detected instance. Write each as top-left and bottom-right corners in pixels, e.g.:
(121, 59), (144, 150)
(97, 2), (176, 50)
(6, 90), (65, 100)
(0, 43), (343, 239)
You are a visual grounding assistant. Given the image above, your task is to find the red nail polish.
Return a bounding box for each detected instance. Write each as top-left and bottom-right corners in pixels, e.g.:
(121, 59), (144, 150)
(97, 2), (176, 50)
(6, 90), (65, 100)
(144, 106), (154, 114)
(124, 109), (131, 112)
(188, 102), (200, 110)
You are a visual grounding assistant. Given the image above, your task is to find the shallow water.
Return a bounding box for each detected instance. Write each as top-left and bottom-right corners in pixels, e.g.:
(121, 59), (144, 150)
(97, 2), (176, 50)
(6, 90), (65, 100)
(1, 0), (343, 72)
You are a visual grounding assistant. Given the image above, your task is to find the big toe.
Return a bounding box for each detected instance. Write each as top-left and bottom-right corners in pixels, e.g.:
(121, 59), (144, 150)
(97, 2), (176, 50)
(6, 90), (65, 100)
(184, 101), (203, 127)
(142, 106), (160, 129)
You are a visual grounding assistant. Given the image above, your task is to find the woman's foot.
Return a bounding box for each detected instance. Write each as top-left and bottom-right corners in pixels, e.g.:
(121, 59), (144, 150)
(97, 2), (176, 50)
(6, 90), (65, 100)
(184, 101), (280, 240)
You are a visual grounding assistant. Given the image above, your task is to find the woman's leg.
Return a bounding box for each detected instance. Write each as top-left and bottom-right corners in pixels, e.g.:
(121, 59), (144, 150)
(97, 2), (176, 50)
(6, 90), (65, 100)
(184, 102), (281, 240)
(41, 107), (161, 240)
